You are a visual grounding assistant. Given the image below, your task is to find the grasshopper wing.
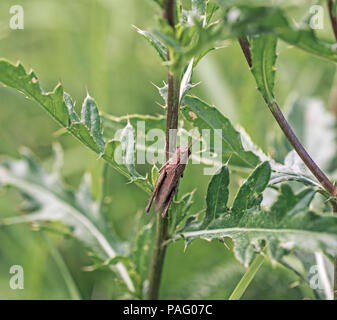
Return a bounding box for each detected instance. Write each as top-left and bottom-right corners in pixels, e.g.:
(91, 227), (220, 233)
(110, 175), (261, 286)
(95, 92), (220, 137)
(145, 169), (166, 212)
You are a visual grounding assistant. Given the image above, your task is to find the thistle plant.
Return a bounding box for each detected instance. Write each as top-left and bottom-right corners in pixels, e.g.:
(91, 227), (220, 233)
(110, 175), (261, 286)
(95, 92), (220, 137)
(1, 0), (337, 300)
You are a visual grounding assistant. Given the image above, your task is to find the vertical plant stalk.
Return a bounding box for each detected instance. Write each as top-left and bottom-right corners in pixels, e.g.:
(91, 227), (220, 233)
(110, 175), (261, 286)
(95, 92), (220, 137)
(238, 38), (337, 200)
(270, 102), (337, 198)
(239, 37), (337, 300)
(147, 214), (169, 300)
(147, 0), (180, 300)
(229, 252), (266, 300)
(43, 233), (81, 300)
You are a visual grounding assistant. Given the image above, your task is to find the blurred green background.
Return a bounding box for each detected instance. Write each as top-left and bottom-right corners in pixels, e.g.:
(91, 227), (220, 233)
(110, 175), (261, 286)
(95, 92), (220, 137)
(0, 0), (335, 299)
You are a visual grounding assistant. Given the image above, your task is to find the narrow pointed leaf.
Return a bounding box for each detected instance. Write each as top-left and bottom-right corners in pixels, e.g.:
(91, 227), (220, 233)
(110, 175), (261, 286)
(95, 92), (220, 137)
(169, 191), (195, 234)
(181, 95), (260, 168)
(0, 60), (69, 126)
(250, 34), (277, 106)
(202, 165), (229, 227)
(133, 26), (167, 61)
(81, 95), (105, 155)
(231, 161), (271, 223)
(64, 92), (80, 124)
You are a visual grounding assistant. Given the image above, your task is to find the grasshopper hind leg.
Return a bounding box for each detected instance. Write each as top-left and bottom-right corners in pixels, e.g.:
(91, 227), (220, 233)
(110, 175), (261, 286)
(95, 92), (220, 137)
(161, 186), (177, 218)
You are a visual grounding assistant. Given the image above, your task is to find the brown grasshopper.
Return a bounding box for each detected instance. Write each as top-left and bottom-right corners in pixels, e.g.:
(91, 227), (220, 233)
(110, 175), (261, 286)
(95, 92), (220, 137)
(145, 145), (191, 218)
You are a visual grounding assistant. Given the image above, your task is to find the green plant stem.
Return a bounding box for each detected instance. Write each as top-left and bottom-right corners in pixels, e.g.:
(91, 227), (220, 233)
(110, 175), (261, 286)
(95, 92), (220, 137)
(166, 73), (181, 157)
(239, 37), (337, 201)
(147, 214), (169, 299)
(229, 253), (266, 300)
(239, 36), (337, 300)
(43, 233), (81, 300)
(270, 102), (337, 199)
(147, 0), (179, 300)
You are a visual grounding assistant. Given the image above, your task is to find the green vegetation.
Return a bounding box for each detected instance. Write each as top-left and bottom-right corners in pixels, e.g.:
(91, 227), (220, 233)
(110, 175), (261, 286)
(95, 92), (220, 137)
(1, 0), (337, 300)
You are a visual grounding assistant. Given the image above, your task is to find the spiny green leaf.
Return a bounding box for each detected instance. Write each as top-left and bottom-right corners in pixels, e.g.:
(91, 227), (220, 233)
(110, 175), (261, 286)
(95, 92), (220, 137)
(156, 59), (197, 104)
(69, 122), (103, 154)
(177, 162), (337, 267)
(270, 184), (315, 222)
(181, 95), (260, 169)
(169, 191), (195, 234)
(154, 14), (223, 73)
(182, 0), (208, 26)
(120, 121), (141, 182)
(101, 113), (166, 140)
(81, 94), (105, 155)
(0, 60), (69, 126)
(231, 161), (271, 223)
(269, 151), (322, 190)
(0, 60), (151, 194)
(64, 92), (80, 124)
(179, 58), (197, 101)
(133, 26), (167, 61)
(279, 28), (337, 64)
(157, 82), (169, 104)
(192, 0), (208, 18)
(202, 166), (229, 228)
(0, 148), (135, 293)
(103, 139), (152, 194)
(239, 128), (324, 194)
(206, 1), (219, 24)
(180, 162), (271, 234)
